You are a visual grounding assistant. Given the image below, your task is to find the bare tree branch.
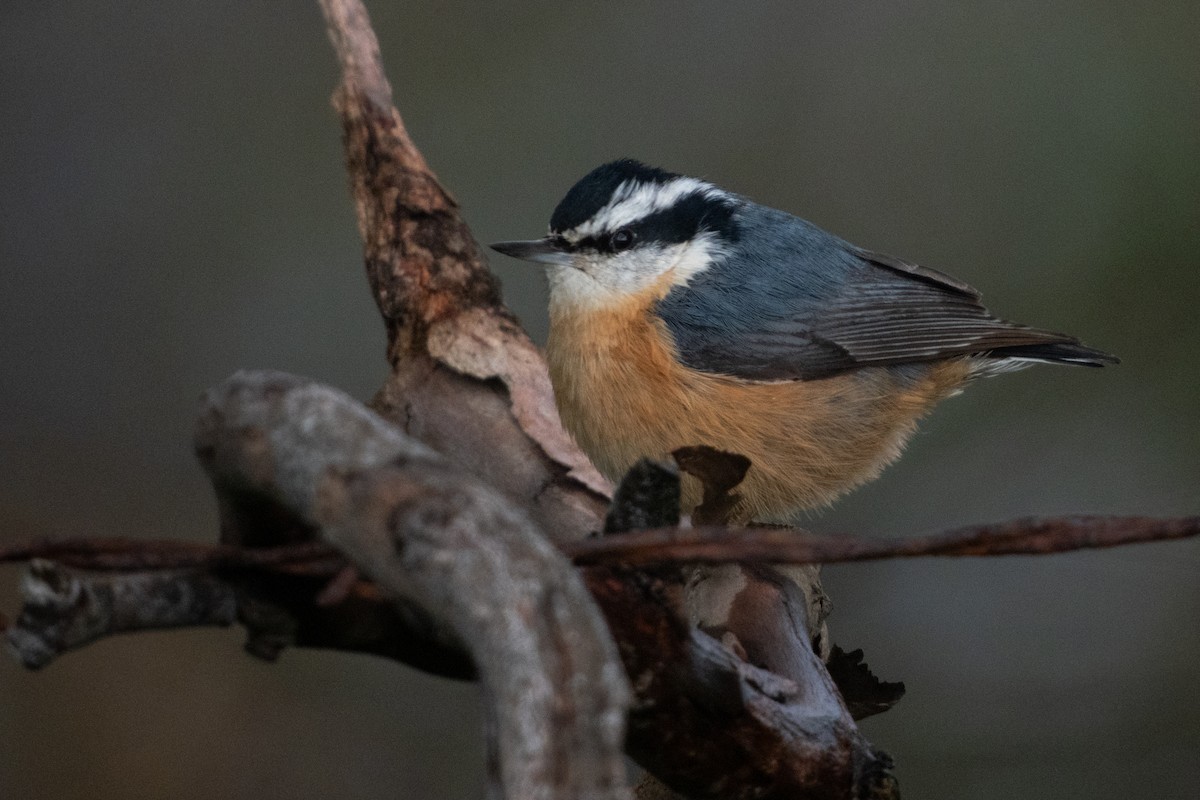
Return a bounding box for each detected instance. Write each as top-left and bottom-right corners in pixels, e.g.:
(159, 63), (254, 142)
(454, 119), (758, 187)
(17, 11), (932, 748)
(8, 513), (1197, 577)
(4, 2), (1191, 799)
(583, 561), (893, 799)
(4, 369), (898, 798)
(198, 370), (631, 800)
(317, 0), (611, 548)
(1, 553), (478, 680)
(8, 513), (1197, 578)
(565, 516), (1200, 566)
(6, 562), (236, 670)
(0, 538), (340, 573)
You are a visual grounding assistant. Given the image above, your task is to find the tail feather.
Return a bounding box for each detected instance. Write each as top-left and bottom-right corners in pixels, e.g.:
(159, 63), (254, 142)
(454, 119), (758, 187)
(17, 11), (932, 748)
(984, 340), (1119, 368)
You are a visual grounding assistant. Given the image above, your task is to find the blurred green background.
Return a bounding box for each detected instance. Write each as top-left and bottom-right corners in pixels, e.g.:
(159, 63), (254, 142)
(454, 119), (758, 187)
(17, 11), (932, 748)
(2, 2), (1197, 798)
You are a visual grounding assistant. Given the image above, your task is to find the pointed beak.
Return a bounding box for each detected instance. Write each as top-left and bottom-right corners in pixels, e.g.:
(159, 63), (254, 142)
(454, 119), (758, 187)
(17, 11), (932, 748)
(489, 237), (573, 266)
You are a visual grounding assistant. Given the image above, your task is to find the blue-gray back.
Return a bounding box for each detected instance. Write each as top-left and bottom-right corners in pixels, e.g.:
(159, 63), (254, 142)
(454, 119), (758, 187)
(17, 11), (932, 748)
(654, 202), (1109, 380)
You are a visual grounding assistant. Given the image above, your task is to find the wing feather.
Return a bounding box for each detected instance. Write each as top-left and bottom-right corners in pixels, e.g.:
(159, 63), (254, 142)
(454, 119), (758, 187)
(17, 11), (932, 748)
(655, 208), (1115, 381)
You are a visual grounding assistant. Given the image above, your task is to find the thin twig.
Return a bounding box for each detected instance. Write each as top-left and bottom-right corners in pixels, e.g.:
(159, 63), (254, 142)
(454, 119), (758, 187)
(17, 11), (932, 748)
(0, 538), (341, 573)
(5, 515), (1196, 580)
(565, 515), (1200, 566)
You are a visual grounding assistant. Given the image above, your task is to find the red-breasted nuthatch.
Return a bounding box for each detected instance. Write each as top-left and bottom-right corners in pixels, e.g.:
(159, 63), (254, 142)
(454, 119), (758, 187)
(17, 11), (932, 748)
(492, 159), (1116, 522)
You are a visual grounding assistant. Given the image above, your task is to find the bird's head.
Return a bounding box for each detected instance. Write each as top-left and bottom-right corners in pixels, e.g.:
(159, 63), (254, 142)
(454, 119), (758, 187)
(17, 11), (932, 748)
(491, 159), (740, 310)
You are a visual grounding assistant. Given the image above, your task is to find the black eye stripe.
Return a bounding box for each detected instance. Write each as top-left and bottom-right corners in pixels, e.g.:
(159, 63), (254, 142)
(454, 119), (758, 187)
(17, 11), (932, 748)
(570, 193), (739, 254)
(573, 234), (606, 252)
(570, 231), (630, 255)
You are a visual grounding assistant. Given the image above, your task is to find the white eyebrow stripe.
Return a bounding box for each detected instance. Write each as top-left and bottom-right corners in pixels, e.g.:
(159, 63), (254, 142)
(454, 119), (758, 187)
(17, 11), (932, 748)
(567, 177), (728, 239)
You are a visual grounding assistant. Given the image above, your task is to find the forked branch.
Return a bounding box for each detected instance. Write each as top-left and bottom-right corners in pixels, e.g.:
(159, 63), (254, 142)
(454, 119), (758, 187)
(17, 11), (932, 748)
(3, 2), (1191, 800)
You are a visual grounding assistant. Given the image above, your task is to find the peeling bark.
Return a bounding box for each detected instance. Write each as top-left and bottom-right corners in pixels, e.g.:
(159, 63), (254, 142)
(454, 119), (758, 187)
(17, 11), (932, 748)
(2, 2), (1188, 799)
(199, 370), (631, 800)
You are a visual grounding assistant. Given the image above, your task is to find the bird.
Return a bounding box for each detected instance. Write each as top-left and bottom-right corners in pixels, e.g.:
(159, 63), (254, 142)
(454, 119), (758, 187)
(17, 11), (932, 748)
(491, 159), (1116, 523)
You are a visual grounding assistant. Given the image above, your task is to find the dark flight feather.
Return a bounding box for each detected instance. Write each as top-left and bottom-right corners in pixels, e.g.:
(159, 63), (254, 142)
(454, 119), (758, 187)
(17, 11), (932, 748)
(655, 204), (1117, 381)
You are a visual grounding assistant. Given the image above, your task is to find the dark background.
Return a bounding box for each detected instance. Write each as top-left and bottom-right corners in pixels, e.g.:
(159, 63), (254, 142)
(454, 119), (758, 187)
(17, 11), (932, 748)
(2, 2), (1197, 798)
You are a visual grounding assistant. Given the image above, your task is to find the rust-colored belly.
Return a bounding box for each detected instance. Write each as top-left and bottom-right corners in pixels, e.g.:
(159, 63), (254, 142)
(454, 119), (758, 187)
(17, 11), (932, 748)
(547, 300), (968, 521)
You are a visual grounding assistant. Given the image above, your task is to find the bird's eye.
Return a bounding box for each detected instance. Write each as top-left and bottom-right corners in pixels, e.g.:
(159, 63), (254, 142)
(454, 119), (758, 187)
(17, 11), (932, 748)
(611, 228), (635, 252)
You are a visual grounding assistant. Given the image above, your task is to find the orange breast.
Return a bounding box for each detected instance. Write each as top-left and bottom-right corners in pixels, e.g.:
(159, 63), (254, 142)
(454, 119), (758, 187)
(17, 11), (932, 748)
(547, 295), (970, 522)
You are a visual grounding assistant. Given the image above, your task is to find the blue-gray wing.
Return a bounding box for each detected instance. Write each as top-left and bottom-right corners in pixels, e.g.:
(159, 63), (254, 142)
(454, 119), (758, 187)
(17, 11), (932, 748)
(655, 209), (1114, 381)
